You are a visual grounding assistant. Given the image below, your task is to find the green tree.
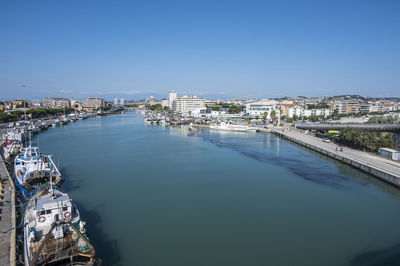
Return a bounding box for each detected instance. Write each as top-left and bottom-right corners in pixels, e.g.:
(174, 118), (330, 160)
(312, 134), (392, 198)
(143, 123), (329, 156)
(339, 128), (397, 152)
(16, 101), (29, 108)
(270, 110), (276, 121)
(263, 111), (268, 121)
(148, 104), (163, 111)
(228, 105), (242, 114)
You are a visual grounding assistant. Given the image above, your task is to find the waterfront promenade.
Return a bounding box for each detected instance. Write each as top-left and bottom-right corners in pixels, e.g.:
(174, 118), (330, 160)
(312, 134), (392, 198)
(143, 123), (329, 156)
(0, 153), (16, 266)
(272, 128), (400, 187)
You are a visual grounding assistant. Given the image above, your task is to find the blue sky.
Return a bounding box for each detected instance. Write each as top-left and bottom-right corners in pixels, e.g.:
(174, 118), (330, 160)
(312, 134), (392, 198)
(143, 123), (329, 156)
(0, 0), (399, 100)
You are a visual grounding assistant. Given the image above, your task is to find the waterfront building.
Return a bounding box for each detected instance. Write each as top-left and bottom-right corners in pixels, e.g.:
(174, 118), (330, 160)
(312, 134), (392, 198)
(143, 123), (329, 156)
(161, 99), (169, 108)
(288, 106), (304, 118)
(42, 97), (70, 109)
(31, 99), (41, 108)
(359, 101), (370, 113)
(330, 101), (348, 114)
(13, 99), (28, 109)
(245, 100), (278, 118)
(210, 110), (227, 118)
(346, 100), (360, 114)
(84, 97), (105, 110)
(149, 96), (155, 105)
(5, 101), (13, 110)
(70, 98), (82, 111)
(55, 98), (70, 108)
(120, 98), (125, 106)
(280, 103), (295, 117)
(204, 100), (219, 108)
(42, 97), (55, 108)
(168, 90), (177, 109)
(303, 108), (333, 118)
(172, 96), (205, 113)
(380, 101), (395, 112)
(188, 108), (207, 117)
(113, 98), (119, 105)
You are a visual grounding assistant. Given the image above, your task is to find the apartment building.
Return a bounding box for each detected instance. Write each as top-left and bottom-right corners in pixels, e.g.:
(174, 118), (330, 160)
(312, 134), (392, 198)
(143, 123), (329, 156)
(173, 96), (205, 113)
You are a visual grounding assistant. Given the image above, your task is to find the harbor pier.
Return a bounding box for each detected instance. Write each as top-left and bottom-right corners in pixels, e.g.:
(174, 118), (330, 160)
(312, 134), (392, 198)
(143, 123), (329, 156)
(272, 128), (400, 187)
(0, 152), (16, 266)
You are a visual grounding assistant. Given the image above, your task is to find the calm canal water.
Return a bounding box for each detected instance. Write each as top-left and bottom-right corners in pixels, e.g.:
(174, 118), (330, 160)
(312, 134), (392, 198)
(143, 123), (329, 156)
(34, 112), (400, 266)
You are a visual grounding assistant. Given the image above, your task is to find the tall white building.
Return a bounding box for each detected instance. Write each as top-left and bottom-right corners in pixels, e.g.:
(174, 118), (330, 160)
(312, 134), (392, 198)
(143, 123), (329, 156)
(168, 90), (177, 109)
(120, 98), (125, 106)
(113, 98), (119, 105)
(173, 96), (205, 113)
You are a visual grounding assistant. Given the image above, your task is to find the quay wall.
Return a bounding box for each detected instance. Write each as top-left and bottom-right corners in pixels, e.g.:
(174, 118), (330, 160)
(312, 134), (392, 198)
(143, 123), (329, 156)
(0, 152), (16, 266)
(272, 129), (400, 187)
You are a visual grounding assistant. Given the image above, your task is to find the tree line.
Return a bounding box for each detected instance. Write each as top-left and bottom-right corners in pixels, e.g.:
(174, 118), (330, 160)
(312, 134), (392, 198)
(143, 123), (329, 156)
(0, 108), (75, 123)
(337, 128), (397, 152)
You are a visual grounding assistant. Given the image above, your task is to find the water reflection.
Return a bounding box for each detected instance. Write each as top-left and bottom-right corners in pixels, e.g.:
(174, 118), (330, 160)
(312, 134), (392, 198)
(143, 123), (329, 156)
(184, 129), (398, 194)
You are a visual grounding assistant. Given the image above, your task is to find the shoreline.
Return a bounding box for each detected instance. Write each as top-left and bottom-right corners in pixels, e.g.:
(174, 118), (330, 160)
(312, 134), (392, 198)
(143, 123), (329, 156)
(272, 128), (400, 188)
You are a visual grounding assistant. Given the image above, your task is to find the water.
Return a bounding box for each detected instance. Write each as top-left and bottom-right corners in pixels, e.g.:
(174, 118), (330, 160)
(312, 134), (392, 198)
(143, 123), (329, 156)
(34, 112), (400, 266)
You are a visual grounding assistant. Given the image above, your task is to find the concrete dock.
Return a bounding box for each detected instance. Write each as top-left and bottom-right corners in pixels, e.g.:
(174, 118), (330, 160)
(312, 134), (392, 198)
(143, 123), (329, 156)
(272, 128), (400, 187)
(0, 154), (16, 266)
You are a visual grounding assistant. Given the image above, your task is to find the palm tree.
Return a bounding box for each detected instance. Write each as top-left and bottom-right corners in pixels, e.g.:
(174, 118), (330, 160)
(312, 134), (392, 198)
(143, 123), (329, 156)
(270, 110), (276, 122)
(263, 112), (268, 123)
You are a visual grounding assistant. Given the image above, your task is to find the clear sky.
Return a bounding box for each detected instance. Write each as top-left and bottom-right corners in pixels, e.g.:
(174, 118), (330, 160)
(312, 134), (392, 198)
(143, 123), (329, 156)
(0, 0), (399, 100)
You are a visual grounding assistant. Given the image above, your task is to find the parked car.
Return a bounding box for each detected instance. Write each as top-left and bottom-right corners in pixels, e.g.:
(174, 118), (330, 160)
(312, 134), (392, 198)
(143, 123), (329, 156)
(322, 138), (331, 143)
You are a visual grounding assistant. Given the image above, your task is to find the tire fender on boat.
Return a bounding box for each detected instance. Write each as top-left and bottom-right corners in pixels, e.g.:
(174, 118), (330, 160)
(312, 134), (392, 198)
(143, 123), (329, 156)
(64, 211), (71, 219)
(38, 216), (46, 223)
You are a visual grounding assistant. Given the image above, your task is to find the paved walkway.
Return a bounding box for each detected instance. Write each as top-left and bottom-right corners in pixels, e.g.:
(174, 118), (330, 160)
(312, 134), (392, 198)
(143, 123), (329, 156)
(273, 129), (400, 178)
(0, 154), (16, 266)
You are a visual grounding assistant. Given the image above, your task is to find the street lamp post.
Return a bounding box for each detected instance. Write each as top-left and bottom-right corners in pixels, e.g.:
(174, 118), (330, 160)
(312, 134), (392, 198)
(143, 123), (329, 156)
(21, 84), (26, 123)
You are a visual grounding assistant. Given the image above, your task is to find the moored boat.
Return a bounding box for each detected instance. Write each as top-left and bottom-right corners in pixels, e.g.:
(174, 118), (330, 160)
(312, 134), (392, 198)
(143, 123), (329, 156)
(210, 122), (257, 132)
(24, 187), (97, 265)
(1, 131), (24, 159)
(14, 146), (63, 199)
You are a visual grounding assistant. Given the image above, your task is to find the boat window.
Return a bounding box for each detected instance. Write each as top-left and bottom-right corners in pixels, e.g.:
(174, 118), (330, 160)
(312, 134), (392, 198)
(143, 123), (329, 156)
(46, 210), (51, 214)
(63, 207), (67, 211)
(40, 211), (45, 215)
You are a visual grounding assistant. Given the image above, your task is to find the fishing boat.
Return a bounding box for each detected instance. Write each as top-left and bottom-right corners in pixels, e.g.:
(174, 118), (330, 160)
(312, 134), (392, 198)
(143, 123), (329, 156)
(77, 113), (85, 120)
(39, 121), (49, 131)
(24, 187), (97, 265)
(1, 131), (24, 159)
(52, 119), (60, 127)
(14, 146), (63, 199)
(210, 122), (257, 132)
(28, 123), (40, 135)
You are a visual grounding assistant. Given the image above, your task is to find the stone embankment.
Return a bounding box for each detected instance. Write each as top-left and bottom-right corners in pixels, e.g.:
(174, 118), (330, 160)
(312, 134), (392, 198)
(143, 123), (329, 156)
(272, 128), (400, 187)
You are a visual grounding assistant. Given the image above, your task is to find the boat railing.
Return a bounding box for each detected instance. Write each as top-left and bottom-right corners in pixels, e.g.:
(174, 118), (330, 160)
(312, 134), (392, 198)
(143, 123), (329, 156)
(45, 156), (61, 176)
